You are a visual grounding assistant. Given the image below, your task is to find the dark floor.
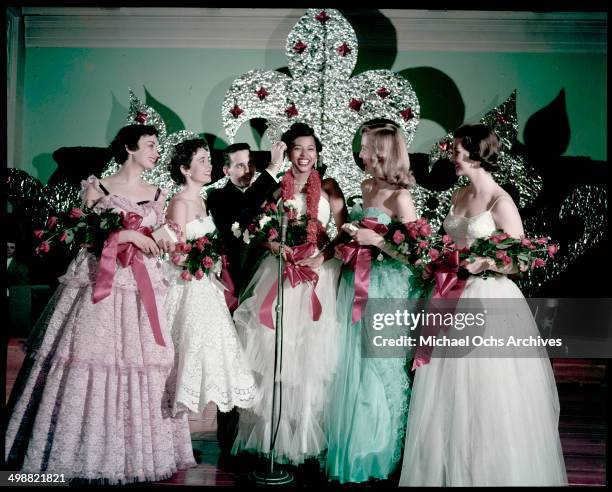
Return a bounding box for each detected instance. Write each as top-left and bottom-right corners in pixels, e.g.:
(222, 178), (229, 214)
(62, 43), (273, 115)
(5, 341), (607, 486)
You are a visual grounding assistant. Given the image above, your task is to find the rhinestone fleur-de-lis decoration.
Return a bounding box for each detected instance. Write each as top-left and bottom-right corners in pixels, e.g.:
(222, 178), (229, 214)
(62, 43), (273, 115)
(222, 8), (421, 202)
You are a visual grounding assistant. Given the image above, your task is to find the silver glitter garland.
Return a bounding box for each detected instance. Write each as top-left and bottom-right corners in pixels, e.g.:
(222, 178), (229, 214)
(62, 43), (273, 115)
(519, 185), (608, 295)
(422, 91), (543, 231)
(222, 8), (420, 203)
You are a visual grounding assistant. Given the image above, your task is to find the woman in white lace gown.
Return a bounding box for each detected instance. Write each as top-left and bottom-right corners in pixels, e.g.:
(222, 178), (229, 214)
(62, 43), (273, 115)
(232, 123), (347, 465)
(164, 137), (258, 415)
(399, 124), (567, 486)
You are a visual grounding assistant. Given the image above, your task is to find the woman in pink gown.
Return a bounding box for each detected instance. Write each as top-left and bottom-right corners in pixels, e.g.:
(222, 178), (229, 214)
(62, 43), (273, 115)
(5, 124), (195, 484)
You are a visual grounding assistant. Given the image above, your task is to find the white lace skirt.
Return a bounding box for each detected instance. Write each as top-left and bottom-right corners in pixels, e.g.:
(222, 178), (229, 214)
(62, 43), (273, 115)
(164, 272), (259, 414)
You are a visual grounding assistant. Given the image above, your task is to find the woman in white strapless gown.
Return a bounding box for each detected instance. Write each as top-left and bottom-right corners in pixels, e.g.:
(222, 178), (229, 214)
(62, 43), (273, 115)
(399, 124), (567, 486)
(231, 123), (347, 465)
(164, 138), (258, 415)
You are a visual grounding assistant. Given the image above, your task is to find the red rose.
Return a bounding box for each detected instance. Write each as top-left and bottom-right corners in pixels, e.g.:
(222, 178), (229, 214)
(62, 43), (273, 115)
(521, 238), (532, 247)
(171, 254), (182, 265)
(547, 244), (559, 257)
(69, 207), (84, 219)
(418, 241), (428, 249)
(183, 243), (193, 253)
(59, 231), (68, 242)
(419, 223), (432, 237)
(202, 256), (214, 269)
(536, 237), (549, 245)
(429, 248), (440, 261)
(531, 258), (546, 269)
(195, 269), (205, 280)
(392, 230), (405, 245)
(181, 270), (192, 281)
(47, 216), (58, 229)
(268, 229), (279, 241)
(34, 229), (44, 239)
(38, 241), (50, 254)
(442, 234), (452, 244)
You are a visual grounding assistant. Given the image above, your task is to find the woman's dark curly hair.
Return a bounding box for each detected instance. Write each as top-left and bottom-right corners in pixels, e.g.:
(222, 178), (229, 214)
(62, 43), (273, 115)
(281, 122), (323, 153)
(168, 138), (209, 185)
(109, 124), (158, 164)
(454, 124), (500, 173)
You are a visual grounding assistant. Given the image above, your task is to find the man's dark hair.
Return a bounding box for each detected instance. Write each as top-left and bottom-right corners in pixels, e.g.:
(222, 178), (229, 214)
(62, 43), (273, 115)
(223, 143), (251, 167)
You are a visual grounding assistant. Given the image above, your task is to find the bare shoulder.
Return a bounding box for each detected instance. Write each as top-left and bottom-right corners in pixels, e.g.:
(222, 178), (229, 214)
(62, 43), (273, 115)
(394, 187), (414, 203)
(451, 186), (467, 203)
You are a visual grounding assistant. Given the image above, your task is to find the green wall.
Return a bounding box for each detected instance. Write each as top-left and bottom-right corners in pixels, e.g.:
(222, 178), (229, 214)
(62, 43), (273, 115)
(20, 47), (606, 184)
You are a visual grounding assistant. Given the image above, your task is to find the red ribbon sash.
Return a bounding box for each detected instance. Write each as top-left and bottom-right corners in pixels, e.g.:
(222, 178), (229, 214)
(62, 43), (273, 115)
(259, 243), (322, 330)
(337, 217), (389, 324)
(412, 250), (466, 370)
(92, 212), (166, 347)
(220, 254), (239, 313)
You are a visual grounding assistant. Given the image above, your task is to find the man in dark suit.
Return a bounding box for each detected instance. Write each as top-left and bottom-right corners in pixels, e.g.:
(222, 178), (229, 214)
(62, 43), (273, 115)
(207, 142), (284, 298)
(206, 141), (284, 455)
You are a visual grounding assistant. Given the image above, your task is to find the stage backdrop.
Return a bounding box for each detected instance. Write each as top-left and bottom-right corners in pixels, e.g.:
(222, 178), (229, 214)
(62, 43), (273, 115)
(6, 8), (607, 184)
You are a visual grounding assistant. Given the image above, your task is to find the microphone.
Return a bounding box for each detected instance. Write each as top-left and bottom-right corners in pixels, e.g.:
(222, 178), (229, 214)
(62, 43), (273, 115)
(280, 214), (288, 244)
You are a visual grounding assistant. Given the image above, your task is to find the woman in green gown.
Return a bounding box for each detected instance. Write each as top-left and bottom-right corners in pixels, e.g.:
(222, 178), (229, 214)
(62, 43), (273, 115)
(325, 122), (419, 484)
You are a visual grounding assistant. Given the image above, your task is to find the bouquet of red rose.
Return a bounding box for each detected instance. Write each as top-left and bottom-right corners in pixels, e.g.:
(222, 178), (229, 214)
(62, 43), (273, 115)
(171, 231), (223, 281)
(462, 231), (559, 277)
(238, 199), (329, 251)
(380, 217), (434, 264)
(34, 206), (124, 257)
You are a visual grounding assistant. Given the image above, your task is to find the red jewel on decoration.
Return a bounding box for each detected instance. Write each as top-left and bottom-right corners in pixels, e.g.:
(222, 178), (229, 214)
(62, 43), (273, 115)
(315, 10), (330, 23)
(438, 140), (449, 152)
(349, 98), (364, 112)
(337, 42), (352, 57)
(256, 87), (269, 100)
(229, 104), (244, 118)
(376, 87), (391, 99)
(496, 112), (508, 124)
(285, 103), (298, 118)
(293, 40), (308, 54)
(400, 107), (413, 121)
(135, 111), (147, 124)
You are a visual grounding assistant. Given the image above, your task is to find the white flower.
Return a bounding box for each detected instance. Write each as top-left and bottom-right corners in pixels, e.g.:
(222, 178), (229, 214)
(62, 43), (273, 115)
(259, 215), (272, 228)
(242, 230), (251, 245)
(377, 254), (384, 261)
(231, 222), (241, 238)
(284, 199), (299, 210)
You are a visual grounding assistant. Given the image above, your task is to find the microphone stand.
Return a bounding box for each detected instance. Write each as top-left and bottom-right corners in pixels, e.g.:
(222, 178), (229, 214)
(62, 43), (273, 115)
(250, 212), (294, 485)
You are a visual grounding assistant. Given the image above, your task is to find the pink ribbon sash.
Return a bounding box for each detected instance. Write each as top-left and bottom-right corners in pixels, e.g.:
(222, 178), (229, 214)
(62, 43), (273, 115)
(337, 217), (389, 324)
(259, 243), (322, 330)
(220, 254), (239, 313)
(412, 250), (466, 370)
(92, 212), (166, 347)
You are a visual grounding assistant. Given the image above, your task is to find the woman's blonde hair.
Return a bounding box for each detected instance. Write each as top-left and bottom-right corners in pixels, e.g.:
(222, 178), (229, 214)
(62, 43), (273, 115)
(361, 122), (415, 189)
